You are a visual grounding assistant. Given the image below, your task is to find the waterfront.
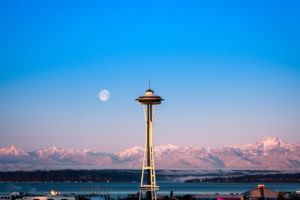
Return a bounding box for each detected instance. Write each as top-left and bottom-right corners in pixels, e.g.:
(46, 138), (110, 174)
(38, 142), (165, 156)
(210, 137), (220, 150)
(1, 182), (299, 198)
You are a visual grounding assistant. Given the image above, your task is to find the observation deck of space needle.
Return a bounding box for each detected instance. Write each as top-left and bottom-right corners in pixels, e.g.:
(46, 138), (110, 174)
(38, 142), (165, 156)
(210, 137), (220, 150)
(136, 81), (164, 200)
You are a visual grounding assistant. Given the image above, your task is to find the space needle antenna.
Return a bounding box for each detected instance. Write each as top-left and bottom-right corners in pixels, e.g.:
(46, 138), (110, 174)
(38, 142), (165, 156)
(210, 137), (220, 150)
(149, 80), (151, 90)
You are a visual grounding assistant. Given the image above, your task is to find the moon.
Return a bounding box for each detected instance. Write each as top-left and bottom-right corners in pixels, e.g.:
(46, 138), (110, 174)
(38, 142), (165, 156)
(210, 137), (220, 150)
(98, 89), (110, 102)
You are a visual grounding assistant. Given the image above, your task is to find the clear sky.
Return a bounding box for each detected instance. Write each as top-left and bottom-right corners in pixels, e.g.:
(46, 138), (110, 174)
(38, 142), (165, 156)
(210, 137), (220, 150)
(0, 1), (300, 152)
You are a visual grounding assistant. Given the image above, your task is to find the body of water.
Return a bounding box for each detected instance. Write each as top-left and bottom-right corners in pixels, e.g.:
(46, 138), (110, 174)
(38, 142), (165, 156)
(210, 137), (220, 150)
(0, 182), (299, 198)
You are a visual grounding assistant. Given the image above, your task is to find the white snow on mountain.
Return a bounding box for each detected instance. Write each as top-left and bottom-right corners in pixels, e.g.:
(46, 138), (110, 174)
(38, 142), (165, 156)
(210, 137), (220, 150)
(0, 137), (299, 171)
(116, 146), (144, 162)
(0, 145), (28, 156)
(32, 146), (82, 160)
(154, 144), (179, 156)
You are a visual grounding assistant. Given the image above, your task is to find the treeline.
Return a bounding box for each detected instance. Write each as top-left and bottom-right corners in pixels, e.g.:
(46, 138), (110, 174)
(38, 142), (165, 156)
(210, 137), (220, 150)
(185, 173), (300, 183)
(1, 169), (297, 183)
(0, 169), (141, 182)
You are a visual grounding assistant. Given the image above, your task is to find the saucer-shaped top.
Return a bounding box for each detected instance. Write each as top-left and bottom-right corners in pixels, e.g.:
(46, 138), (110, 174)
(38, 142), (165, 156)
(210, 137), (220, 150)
(136, 89), (164, 104)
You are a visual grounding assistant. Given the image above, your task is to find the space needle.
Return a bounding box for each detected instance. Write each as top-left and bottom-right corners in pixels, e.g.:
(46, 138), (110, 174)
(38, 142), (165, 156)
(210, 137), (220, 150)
(136, 82), (164, 200)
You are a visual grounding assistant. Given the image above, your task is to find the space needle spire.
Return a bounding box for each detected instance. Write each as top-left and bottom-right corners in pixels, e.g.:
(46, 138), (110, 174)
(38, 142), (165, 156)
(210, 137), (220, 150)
(136, 83), (164, 200)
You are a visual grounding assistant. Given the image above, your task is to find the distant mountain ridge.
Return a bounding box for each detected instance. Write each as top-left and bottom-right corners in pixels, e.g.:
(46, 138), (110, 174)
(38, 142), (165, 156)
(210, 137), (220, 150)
(0, 137), (300, 171)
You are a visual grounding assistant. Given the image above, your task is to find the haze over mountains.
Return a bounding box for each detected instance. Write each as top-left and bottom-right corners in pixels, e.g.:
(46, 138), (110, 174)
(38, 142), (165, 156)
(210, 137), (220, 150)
(0, 137), (299, 171)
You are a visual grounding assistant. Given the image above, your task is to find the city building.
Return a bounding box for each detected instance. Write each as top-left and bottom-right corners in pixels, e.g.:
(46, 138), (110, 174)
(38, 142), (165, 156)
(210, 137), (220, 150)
(243, 185), (278, 200)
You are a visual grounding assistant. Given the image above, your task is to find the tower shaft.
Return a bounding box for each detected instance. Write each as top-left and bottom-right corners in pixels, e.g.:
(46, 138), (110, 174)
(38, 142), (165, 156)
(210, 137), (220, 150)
(146, 104), (152, 186)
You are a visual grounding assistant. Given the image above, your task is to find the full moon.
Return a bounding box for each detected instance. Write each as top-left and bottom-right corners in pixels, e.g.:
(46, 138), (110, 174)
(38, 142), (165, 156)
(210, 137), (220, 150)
(99, 89), (110, 102)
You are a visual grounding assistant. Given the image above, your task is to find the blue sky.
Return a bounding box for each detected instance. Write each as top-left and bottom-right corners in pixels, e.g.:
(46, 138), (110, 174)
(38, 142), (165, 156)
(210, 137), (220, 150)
(0, 1), (300, 152)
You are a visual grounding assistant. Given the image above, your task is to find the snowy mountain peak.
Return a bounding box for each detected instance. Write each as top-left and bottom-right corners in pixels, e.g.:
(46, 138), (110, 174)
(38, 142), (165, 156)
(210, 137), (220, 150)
(116, 146), (143, 157)
(116, 146), (144, 162)
(155, 144), (179, 152)
(256, 136), (286, 151)
(32, 146), (81, 160)
(125, 146), (144, 152)
(48, 146), (60, 151)
(37, 146), (62, 153)
(0, 136), (299, 171)
(83, 148), (92, 154)
(0, 145), (28, 156)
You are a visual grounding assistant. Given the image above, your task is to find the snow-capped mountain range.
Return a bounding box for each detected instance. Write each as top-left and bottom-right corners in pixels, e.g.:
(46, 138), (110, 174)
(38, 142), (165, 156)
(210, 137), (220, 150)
(0, 137), (299, 171)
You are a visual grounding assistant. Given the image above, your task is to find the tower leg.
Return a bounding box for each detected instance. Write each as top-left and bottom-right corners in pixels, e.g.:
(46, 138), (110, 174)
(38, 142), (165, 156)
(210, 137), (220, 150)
(147, 104), (152, 200)
(140, 103), (158, 200)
